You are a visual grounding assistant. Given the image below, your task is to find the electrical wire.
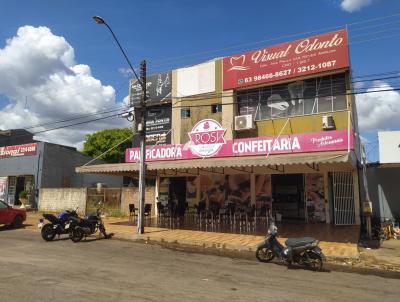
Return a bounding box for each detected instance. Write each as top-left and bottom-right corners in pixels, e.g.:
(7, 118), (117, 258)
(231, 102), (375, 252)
(143, 13), (400, 74)
(2, 84), (400, 143)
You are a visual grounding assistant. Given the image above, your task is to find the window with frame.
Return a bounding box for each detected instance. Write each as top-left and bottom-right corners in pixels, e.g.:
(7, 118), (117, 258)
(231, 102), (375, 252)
(211, 104), (222, 113)
(181, 108), (190, 119)
(237, 73), (347, 120)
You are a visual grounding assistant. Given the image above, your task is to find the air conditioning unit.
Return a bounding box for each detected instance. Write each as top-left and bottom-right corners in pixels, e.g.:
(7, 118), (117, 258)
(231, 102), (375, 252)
(235, 115), (255, 131)
(322, 115), (335, 130)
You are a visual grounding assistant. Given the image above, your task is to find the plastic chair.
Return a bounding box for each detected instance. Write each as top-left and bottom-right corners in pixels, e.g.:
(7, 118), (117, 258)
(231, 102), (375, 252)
(144, 203), (152, 217)
(128, 204), (137, 223)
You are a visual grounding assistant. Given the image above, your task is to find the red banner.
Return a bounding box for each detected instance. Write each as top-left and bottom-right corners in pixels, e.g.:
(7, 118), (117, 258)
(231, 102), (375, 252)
(0, 143), (37, 158)
(126, 129), (353, 162)
(223, 29), (349, 90)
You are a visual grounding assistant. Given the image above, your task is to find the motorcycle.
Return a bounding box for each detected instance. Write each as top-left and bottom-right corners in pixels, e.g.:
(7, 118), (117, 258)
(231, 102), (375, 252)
(256, 222), (326, 271)
(38, 208), (79, 241)
(69, 202), (107, 242)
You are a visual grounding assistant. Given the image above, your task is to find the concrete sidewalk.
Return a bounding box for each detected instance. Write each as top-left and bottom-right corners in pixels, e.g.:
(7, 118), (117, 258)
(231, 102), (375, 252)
(24, 212), (359, 260)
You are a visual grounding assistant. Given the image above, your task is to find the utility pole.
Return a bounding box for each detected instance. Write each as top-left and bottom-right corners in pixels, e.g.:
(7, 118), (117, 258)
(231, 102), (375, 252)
(92, 16), (147, 235)
(137, 60), (147, 234)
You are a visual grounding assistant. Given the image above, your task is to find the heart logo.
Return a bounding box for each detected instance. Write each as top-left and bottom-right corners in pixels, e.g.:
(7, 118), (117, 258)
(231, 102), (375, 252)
(228, 55), (250, 71)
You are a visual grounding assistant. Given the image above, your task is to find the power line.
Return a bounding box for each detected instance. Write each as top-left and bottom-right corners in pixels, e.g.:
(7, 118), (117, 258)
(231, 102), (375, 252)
(4, 70), (400, 134)
(350, 32), (400, 45)
(23, 105), (127, 130)
(2, 84), (400, 142)
(143, 13), (400, 74)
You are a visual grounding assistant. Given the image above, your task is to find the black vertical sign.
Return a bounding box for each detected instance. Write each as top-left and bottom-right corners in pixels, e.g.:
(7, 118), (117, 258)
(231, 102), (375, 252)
(133, 105), (172, 147)
(130, 71), (171, 106)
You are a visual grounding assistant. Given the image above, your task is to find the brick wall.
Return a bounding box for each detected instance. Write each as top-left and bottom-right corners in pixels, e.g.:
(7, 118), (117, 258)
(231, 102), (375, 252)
(39, 188), (87, 215)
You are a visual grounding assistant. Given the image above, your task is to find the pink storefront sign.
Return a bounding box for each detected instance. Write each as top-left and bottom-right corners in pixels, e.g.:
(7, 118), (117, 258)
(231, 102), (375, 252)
(125, 129), (353, 163)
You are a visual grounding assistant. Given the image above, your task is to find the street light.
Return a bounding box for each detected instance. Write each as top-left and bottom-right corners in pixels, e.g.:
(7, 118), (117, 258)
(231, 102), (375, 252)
(93, 15), (147, 235)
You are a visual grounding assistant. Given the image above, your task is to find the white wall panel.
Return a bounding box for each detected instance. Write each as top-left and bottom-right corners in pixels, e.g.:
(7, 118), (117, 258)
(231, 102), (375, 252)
(379, 131), (400, 163)
(177, 61), (215, 97)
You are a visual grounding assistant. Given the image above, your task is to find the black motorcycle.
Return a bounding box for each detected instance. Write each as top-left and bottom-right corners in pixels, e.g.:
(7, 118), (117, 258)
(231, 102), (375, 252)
(38, 209), (79, 241)
(256, 222), (326, 270)
(69, 203), (107, 242)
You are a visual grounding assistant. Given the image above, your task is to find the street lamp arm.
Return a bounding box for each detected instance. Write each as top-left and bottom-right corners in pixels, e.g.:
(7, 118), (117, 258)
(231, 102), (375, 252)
(93, 16), (144, 90)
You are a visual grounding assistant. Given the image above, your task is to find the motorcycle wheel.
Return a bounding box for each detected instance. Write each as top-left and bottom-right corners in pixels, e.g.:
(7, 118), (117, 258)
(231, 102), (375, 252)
(306, 251), (323, 271)
(256, 247), (275, 262)
(41, 224), (56, 241)
(70, 228), (84, 243)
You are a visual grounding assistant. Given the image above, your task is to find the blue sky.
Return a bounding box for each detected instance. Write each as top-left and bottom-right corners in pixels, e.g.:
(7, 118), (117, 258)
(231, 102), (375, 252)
(0, 0), (400, 161)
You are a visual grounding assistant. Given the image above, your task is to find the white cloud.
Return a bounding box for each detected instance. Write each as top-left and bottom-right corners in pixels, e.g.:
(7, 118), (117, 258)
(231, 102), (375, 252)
(118, 67), (134, 77)
(340, 0), (374, 12)
(356, 81), (400, 132)
(0, 26), (130, 149)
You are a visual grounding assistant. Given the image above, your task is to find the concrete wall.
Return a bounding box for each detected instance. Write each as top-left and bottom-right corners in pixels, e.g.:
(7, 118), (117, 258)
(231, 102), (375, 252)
(39, 188), (87, 215)
(366, 166), (400, 220)
(121, 186), (156, 216)
(172, 60), (223, 144)
(41, 143), (122, 188)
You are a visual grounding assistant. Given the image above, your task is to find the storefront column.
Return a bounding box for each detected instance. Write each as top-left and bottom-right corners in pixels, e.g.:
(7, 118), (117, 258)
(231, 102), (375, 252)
(196, 176), (201, 204)
(353, 170), (361, 225)
(323, 172), (330, 224)
(250, 174), (256, 205)
(155, 176), (160, 217)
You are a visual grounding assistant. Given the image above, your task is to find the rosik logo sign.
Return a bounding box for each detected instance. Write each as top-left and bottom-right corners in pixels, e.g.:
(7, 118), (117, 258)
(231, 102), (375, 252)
(188, 119), (226, 157)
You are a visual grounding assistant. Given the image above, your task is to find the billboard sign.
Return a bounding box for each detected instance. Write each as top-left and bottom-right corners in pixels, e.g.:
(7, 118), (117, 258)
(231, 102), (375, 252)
(130, 71), (171, 106)
(133, 105), (172, 147)
(223, 29), (349, 90)
(126, 119), (353, 162)
(378, 131), (400, 163)
(0, 143), (37, 158)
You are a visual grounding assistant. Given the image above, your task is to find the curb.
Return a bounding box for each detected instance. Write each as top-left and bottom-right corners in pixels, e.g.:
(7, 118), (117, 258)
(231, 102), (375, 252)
(111, 234), (400, 278)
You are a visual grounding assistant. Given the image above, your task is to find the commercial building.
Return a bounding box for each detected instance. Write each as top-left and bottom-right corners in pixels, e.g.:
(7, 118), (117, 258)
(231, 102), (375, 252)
(0, 130), (122, 208)
(78, 29), (362, 228)
(365, 131), (400, 221)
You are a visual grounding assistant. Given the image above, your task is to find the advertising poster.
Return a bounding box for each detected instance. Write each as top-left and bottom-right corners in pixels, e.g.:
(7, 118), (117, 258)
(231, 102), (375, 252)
(225, 174), (251, 206)
(255, 174), (272, 207)
(186, 177), (198, 206)
(158, 178), (170, 206)
(133, 105), (172, 147)
(0, 177), (7, 201)
(200, 175), (225, 207)
(130, 71), (171, 106)
(305, 173), (326, 222)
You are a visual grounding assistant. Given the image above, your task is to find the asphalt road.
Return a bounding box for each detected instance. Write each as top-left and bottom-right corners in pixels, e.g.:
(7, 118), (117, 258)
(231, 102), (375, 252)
(0, 228), (399, 302)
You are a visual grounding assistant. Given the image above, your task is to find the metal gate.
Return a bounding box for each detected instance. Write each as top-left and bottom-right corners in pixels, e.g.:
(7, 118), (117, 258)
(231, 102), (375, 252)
(332, 172), (356, 225)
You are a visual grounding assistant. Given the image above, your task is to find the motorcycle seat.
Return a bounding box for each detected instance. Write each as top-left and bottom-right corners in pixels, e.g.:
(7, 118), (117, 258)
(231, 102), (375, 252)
(285, 237), (317, 248)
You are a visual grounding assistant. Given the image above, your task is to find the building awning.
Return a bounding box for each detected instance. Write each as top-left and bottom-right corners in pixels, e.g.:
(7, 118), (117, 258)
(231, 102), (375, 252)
(76, 150), (355, 176)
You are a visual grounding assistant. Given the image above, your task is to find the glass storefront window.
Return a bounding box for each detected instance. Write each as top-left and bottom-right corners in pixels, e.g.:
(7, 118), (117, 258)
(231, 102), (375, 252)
(237, 73), (347, 120)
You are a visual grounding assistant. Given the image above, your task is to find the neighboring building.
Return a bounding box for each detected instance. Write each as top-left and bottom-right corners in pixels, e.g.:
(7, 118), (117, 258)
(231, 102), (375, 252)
(0, 131), (123, 208)
(78, 29), (363, 228)
(366, 131), (400, 221)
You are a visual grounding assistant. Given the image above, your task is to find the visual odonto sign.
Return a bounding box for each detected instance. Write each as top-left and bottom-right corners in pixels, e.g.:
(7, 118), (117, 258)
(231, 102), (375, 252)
(223, 29), (349, 90)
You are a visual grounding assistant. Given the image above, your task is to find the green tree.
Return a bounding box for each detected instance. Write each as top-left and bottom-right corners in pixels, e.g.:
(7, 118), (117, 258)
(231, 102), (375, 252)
(82, 128), (133, 163)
